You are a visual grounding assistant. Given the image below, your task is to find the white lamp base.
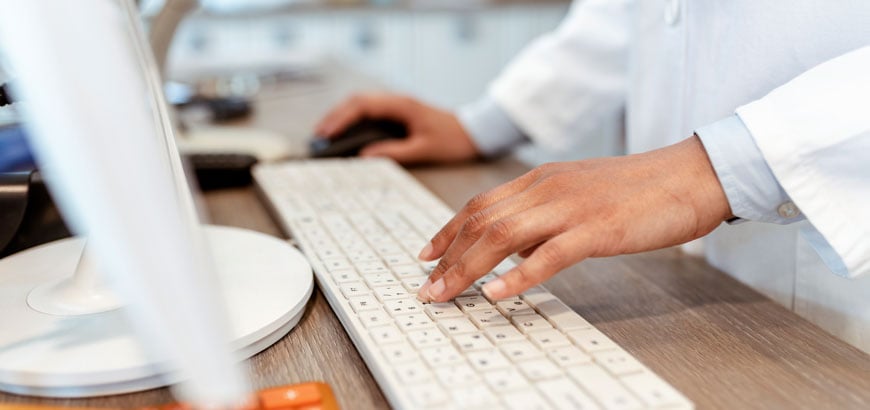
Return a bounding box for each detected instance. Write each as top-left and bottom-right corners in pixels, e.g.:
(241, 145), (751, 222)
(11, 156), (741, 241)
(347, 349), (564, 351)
(0, 225), (313, 398)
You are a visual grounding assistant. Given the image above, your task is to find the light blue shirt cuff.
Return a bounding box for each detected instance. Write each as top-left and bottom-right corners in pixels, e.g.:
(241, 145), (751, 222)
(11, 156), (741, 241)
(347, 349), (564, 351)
(457, 95), (527, 157)
(696, 115), (804, 225)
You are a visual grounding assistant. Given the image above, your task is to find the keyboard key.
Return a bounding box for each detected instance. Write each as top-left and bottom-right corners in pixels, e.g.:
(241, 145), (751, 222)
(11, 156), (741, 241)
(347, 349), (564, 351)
(384, 298), (423, 316)
(473, 273), (500, 289)
(363, 273), (399, 287)
(452, 332), (494, 352)
(373, 285), (410, 301)
(547, 345), (592, 368)
(438, 317), (478, 335)
(468, 309), (511, 328)
(592, 349), (646, 376)
(424, 302), (464, 319)
(519, 288), (558, 308)
(340, 282), (371, 299)
(382, 343), (419, 364)
(407, 384), (448, 407)
(358, 308), (392, 328)
(535, 378), (600, 410)
(567, 364), (643, 410)
(511, 314), (554, 334)
(347, 250), (380, 263)
(347, 295), (379, 312)
(458, 287), (482, 297)
(330, 269), (360, 284)
(406, 327), (449, 349)
(419, 345), (464, 367)
(392, 264), (426, 278)
(450, 385), (497, 408)
(315, 247), (343, 260)
(483, 325), (526, 343)
(496, 300), (535, 317)
(393, 360), (432, 384)
(483, 368), (530, 393)
(369, 325), (404, 345)
(502, 390), (554, 410)
(535, 299), (592, 331)
(568, 328), (620, 353)
(434, 364), (481, 385)
(383, 253), (416, 266)
(467, 350), (511, 372)
(395, 313), (435, 331)
(456, 295), (492, 312)
(519, 358), (563, 381)
(401, 277), (427, 293)
(528, 329), (572, 350)
(322, 258), (352, 273)
(500, 341), (545, 362)
(355, 261), (390, 275)
(621, 370), (692, 408)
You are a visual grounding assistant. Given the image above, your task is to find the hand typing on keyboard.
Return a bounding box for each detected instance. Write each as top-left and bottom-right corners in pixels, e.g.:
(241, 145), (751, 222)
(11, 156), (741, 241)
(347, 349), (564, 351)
(256, 159), (694, 409)
(417, 135), (732, 303)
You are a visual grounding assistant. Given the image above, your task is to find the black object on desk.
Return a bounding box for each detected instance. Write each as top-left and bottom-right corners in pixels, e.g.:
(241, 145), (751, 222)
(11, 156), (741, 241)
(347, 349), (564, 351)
(310, 119), (408, 158)
(0, 170), (70, 258)
(187, 153), (258, 191)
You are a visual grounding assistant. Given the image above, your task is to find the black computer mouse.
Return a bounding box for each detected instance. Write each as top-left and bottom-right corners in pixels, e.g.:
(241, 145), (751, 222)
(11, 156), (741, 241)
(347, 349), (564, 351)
(310, 119), (408, 158)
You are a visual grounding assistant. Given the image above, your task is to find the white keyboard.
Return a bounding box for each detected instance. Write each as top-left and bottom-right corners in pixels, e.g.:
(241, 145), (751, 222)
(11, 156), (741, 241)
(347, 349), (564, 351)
(254, 158), (692, 410)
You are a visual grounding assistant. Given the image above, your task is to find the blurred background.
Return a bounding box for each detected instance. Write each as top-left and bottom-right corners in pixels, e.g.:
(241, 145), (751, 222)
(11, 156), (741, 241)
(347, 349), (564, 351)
(144, 0), (570, 108)
(2, 0), (625, 170)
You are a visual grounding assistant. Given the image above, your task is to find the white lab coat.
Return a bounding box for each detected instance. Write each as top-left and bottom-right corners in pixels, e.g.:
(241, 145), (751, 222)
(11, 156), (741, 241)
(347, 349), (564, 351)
(485, 0), (870, 352)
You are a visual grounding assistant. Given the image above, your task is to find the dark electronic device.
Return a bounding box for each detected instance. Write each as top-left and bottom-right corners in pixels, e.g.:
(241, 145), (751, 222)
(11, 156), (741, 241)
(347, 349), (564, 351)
(187, 153), (258, 191)
(0, 170), (71, 258)
(310, 119), (408, 158)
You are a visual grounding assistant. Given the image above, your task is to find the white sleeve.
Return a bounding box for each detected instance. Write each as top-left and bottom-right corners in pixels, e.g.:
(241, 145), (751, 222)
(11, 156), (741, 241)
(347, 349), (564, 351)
(465, 0), (632, 152)
(735, 46), (870, 278)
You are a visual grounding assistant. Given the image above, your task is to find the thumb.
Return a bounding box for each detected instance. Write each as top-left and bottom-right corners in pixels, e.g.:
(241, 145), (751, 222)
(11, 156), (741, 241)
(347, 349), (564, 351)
(359, 137), (429, 164)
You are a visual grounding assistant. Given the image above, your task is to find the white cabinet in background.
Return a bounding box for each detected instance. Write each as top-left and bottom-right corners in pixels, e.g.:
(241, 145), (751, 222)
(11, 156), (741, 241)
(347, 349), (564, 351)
(168, 5), (570, 108)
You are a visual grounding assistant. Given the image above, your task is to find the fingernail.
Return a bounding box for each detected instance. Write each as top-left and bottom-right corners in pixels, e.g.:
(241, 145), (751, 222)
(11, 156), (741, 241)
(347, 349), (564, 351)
(427, 278), (446, 302)
(482, 278), (506, 301)
(418, 242), (435, 261)
(417, 279), (432, 302)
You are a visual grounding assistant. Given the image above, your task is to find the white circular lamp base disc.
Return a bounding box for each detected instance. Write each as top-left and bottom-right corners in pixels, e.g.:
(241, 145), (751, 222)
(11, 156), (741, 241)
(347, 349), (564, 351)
(0, 225), (313, 398)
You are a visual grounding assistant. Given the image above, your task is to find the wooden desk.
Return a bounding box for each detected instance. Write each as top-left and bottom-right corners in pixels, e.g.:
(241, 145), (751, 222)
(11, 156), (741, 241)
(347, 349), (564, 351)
(2, 74), (869, 410)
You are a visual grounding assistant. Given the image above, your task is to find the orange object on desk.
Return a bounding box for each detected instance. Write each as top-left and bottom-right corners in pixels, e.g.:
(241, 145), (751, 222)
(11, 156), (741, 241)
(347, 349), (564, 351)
(0, 382), (339, 410)
(155, 382), (340, 410)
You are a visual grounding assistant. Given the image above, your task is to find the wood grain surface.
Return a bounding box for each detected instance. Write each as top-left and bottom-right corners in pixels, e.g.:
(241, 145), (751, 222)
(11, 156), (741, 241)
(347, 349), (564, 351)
(2, 69), (868, 409)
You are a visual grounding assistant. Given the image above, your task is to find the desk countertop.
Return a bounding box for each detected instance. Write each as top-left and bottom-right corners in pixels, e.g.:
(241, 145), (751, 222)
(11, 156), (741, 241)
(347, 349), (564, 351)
(1, 71), (868, 409)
